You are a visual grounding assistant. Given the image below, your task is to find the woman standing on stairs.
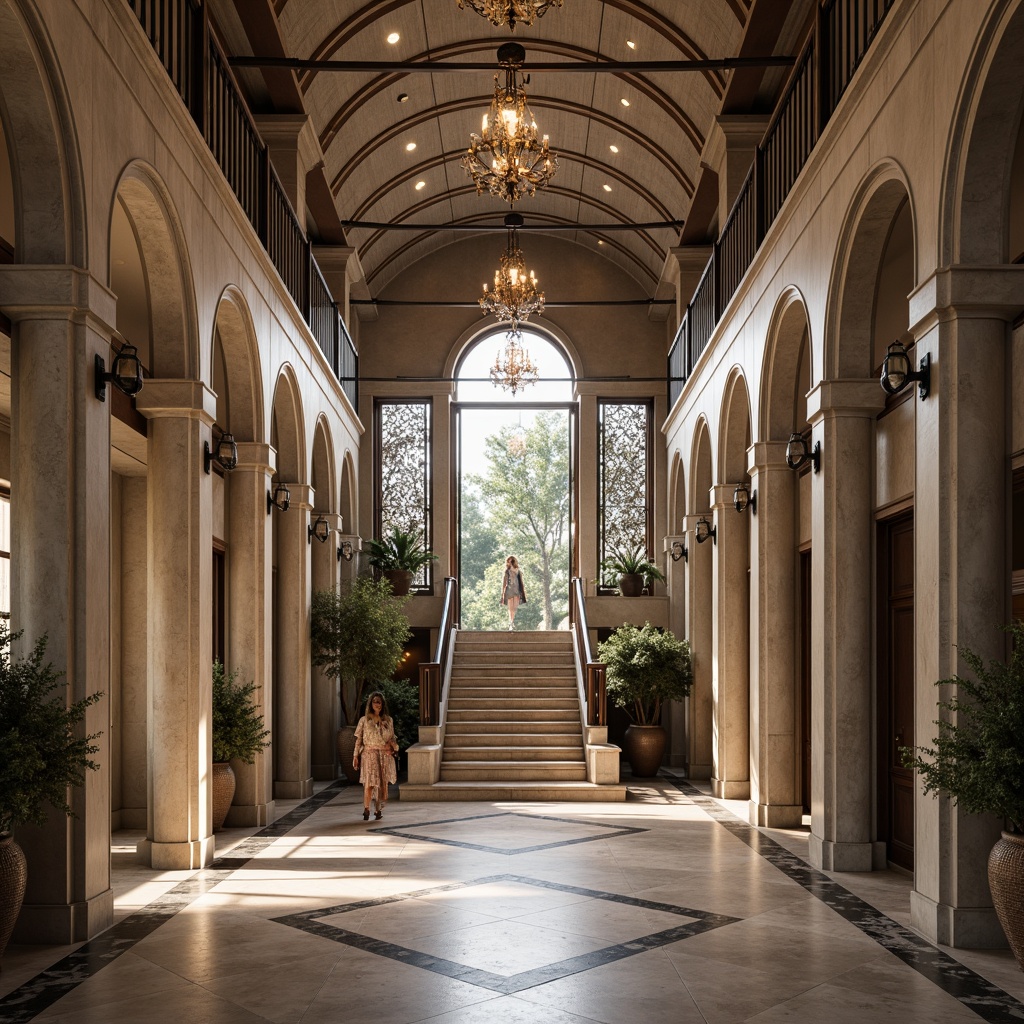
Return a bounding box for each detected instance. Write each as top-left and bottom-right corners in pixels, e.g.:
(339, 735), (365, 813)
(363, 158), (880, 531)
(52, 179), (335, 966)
(352, 691), (399, 820)
(500, 555), (527, 631)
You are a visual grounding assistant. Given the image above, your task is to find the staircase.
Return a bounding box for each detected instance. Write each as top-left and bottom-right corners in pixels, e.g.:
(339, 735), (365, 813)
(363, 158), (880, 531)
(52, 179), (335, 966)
(401, 630), (626, 801)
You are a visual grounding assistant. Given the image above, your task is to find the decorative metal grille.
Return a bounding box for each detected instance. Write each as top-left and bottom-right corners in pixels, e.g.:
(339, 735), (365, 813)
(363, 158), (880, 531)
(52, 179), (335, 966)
(598, 402), (651, 588)
(378, 401), (432, 588)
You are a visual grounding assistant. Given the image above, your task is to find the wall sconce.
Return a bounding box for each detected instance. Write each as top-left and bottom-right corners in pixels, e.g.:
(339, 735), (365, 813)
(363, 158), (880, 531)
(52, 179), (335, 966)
(267, 481), (291, 515)
(881, 339), (930, 400)
(338, 541), (354, 562)
(786, 433), (820, 473)
(670, 540), (688, 562)
(733, 483), (756, 514)
(308, 514), (331, 544)
(204, 433), (238, 474)
(695, 515), (716, 545)
(95, 340), (143, 401)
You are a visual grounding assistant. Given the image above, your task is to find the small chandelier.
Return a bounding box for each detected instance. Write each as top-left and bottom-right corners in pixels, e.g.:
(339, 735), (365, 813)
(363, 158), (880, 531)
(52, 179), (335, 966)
(456, 0), (563, 30)
(490, 328), (540, 395)
(463, 43), (557, 206)
(480, 213), (544, 324)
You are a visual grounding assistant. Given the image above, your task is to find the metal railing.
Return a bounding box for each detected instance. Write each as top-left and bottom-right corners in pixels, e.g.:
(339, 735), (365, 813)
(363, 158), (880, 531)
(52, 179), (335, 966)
(570, 578), (606, 728)
(668, 0), (895, 399)
(418, 577), (459, 727)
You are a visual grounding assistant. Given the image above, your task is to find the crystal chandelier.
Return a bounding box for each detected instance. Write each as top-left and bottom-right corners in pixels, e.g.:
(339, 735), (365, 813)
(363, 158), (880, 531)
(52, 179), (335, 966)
(480, 213), (545, 324)
(456, 0), (563, 31)
(490, 329), (540, 395)
(462, 43), (557, 206)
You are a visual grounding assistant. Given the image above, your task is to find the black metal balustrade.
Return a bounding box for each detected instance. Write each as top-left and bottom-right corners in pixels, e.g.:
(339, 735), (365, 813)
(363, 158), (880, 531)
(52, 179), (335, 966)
(668, 0), (896, 399)
(125, 0), (357, 411)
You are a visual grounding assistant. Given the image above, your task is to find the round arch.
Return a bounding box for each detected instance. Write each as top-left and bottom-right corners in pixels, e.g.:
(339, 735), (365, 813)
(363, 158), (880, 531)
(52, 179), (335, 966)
(718, 368), (751, 484)
(689, 417), (714, 513)
(760, 288), (813, 442)
(270, 365), (307, 484)
(211, 286), (263, 443)
(669, 450), (686, 529)
(310, 415), (337, 514)
(339, 449), (357, 535)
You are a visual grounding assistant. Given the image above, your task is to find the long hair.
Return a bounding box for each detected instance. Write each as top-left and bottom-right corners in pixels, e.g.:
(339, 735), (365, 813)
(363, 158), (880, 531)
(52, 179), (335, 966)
(505, 555), (519, 571)
(364, 690), (392, 723)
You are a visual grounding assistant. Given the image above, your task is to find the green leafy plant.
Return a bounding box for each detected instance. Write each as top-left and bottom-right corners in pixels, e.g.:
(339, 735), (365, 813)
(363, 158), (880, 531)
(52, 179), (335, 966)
(901, 623), (1024, 834)
(310, 577), (412, 725)
(0, 625), (102, 835)
(212, 660), (270, 765)
(366, 527), (438, 573)
(377, 678), (420, 755)
(598, 621), (692, 726)
(600, 545), (667, 589)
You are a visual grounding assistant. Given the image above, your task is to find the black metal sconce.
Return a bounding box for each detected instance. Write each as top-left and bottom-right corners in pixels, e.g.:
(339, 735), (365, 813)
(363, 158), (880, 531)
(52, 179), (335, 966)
(786, 432), (820, 474)
(695, 515), (716, 545)
(338, 541), (354, 562)
(95, 340), (143, 402)
(267, 481), (291, 515)
(881, 339), (930, 400)
(308, 514), (330, 544)
(670, 540), (688, 562)
(733, 482), (756, 514)
(204, 433), (238, 474)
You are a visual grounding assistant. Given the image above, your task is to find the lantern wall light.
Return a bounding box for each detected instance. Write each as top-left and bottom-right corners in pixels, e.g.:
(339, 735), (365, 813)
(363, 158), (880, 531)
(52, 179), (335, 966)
(204, 433), (238, 474)
(309, 514), (331, 544)
(881, 339), (930, 400)
(338, 541), (354, 562)
(733, 483), (756, 514)
(695, 515), (716, 545)
(786, 433), (820, 474)
(670, 540), (688, 562)
(95, 338), (144, 402)
(267, 481), (291, 515)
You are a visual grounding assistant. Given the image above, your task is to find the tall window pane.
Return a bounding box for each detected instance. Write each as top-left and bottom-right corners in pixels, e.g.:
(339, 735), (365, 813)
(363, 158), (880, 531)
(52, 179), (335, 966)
(598, 401), (652, 588)
(377, 400), (432, 589)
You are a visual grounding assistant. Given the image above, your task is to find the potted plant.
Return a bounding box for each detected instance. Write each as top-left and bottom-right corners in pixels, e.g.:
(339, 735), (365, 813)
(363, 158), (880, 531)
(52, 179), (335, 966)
(600, 545), (667, 597)
(598, 621), (692, 777)
(377, 678), (420, 775)
(211, 660), (270, 831)
(902, 623), (1024, 969)
(366, 527), (438, 597)
(311, 577), (412, 781)
(0, 626), (102, 962)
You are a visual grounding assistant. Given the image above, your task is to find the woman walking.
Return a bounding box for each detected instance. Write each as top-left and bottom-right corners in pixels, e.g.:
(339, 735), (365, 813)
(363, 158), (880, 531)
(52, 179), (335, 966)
(500, 555), (527, 631)
(352, 690), (399, 820)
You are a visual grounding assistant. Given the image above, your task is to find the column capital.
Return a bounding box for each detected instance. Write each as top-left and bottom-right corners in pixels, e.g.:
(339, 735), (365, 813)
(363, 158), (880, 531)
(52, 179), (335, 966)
(710, 483), (736, 511)
(806, 379), (884, 423)
(0, 265), (117, 330)
(909, 265), (1024, 335)
(233, 442), (276, 475)
(253, 113), (323, 174)
(747, 440), (790, 473)
(136, 380), (217, 425)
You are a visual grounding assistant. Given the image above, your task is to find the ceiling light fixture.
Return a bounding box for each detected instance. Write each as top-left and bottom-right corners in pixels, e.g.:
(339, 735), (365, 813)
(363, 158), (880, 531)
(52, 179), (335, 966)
(387, 31), (400, 44)
(626, 40), (637, 50)
(603, 184), (612, 192)
(620, 98), (631, 107)
(405, 141), (417, 151)
(609, 144), (619, 153)
(463, 42), (557, 206)
(456, 0), (563, 31)
(490, 328), (540, 395)
(415, 180), (426, 190)
(480, 212), (544, 325)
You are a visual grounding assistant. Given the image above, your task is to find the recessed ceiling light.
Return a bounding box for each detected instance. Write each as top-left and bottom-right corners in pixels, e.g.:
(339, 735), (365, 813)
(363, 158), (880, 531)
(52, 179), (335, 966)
(598, 239), (605, 245)
(626, 40), (636, 50)
(387, 32), (400, 44)
(397, 93), (409, 103)
(609, 144), (619, 154)
(405, 142), (417, 152)
(415, 180), (426, 190)
(620, 98), (631, 107)
(603, 184), (613, 192)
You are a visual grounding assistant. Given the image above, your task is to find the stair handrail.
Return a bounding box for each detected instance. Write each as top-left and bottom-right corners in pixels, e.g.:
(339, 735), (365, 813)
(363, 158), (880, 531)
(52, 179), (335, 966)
(570, 577), (606, 727)
(418, 576), (459, 726)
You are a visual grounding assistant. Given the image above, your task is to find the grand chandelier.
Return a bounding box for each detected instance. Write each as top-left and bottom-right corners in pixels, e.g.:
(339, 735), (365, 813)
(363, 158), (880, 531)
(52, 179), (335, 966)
(456, 0), (563, 31)
(462, 43), (557, 206)
(490, 329), (540, 395)
(480, 213), (545, 324)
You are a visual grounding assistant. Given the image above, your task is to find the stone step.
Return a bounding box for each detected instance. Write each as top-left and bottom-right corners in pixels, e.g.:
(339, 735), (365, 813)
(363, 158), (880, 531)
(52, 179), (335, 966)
(445, 731), (582, 747)
(448, 697), (579, 711)
(447, 708), (580, 723)
(450, 671), (576, 683)
(439, 761), (588, 782)
(444, 745), (584, 762)
(445, 720), (580, 735)
(452, 664), (575, 676)
(449, 687), (578, 701)
(456, 631), (570, 643)
(399, 781), (626, 802)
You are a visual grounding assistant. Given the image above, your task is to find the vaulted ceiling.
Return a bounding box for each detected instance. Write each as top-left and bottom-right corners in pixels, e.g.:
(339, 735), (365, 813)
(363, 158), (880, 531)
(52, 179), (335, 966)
(220, 0), (813, 295)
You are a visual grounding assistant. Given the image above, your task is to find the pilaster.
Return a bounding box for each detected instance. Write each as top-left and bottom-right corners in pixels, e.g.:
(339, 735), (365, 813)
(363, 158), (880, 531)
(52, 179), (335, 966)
(311, 511), (342, 780)
(683, 513), (713, 779)
(255, 114), (322, 233)
(703, 115), (770, 233)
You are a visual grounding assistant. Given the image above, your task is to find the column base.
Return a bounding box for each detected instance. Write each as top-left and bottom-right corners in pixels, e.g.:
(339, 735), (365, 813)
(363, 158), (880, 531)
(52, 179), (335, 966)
(748, 802), (803, 828)
(137, 836), (215, 870)
(225, 801), (275, 828)
(910, 890), (1008, 949)
(808, 835), (884, 872)
(12, 888), (114, 944)
(274, 778), (313, 800)
(312, 763), (339, 781)
(687, 763), (712, 780)
(711, 777), (750, 800)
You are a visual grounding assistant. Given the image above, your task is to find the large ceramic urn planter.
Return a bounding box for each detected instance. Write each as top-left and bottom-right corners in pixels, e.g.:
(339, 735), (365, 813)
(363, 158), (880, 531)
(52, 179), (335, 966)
(383, 569), (414, 597)
(337, 724), (360, 783)
(624, 724), (666, 778)
(0, 833), (27, 961)
(211, 762), (236, 831)
(617, 573), (644, 597)
(988, 831), (1024, 970)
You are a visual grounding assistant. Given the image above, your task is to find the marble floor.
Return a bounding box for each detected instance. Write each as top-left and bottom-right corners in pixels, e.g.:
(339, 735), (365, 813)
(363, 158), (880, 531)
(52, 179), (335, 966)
(1, 774), (1023, 1024)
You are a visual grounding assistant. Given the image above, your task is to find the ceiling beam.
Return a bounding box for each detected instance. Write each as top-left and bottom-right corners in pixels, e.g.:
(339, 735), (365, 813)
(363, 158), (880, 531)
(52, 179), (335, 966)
(343, 221), (683, 232)
(352, 299), (676, 307)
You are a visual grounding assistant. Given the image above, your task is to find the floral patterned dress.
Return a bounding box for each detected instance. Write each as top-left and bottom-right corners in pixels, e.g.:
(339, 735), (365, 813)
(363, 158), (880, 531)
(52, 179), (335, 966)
(353, 714), (398, 798)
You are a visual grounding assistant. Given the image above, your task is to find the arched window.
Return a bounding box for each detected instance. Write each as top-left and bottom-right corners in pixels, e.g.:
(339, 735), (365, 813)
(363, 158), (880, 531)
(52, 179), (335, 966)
(456, 326), (573, 402)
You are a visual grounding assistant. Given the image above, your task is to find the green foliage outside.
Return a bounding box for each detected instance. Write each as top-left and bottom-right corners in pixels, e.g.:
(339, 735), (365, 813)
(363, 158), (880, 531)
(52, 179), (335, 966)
(901, 623), (1024, 834)
(599, 622), (693, 726)
(0, 625), (102, 835)
(376, 678), (420, 754)
(366, 527), (437, 572)
(460, 412), (570, 630)
(212, 660), (270, 764)
(310, 577), (412, 725)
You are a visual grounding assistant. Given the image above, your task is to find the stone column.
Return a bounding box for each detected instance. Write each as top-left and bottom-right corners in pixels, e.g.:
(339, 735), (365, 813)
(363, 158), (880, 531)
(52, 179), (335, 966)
(747, 442), (802, 827)
(2, 266), (114, 942)
(907, 267), (1020, 947)
(807, 380), (884, 872)
(664, 535), (688, 767)
(226, 443), (276, 826)
(134, 380), (216, 870)
(669, 246), (714, 316)
(274, 483), (313, 799)
(311, 512), (342, 780)
(254, 114), (322, 230)
(703, 115), (770, 229)
(710, 484), (750, 799)
(684, 514), (713, 779)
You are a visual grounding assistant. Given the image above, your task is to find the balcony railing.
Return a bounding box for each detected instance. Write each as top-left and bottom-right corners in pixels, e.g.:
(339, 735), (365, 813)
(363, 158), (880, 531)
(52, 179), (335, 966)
(668, 0), (896, 398)
(125, 0), (357, 412)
